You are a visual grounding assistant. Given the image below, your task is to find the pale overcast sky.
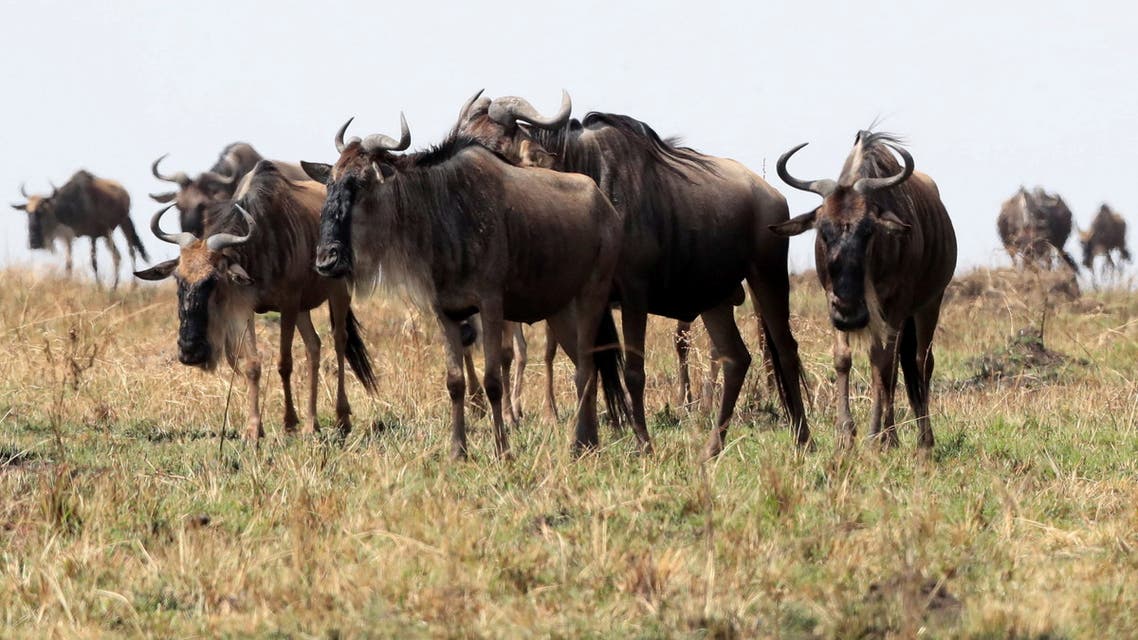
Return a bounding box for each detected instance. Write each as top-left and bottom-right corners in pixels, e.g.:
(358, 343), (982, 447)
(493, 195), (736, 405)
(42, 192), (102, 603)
(2, 1), (1135, 277)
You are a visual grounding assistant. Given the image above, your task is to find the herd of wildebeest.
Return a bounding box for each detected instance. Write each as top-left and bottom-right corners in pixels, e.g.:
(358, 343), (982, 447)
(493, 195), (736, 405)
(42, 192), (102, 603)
(8, 91), (1132, 460)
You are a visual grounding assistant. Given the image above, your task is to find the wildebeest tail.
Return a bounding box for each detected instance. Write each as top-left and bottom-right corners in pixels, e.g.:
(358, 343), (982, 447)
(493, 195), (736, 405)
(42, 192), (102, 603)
(343, 307), (379, 394)
(594, 308), (631, 431)
(897, 316), (926, 414)
(120, 216), (150, 263)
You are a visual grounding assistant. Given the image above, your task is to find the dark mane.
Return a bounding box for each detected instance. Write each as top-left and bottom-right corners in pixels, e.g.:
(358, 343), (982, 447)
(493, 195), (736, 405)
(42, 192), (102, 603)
(580, 112), (718, 175)
(404, 135), (498, 168)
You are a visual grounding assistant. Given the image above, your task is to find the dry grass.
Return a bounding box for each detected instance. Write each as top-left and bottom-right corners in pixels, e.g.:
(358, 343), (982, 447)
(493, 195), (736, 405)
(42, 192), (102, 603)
(1, 265), (1136, 638)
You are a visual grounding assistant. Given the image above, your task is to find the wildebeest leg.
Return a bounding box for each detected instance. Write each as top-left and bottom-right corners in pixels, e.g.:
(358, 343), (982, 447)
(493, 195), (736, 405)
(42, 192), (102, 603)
(908, 302), (944, 449)
(747, 268), (809, 446)
(296, 311), (325, 434)
(749, 293), (777, 393)
(63, 238), (73, 276)
(833, 331), (855, 445)
(619, 305), (654, 454)
(437, 313), (470, 460)
(868, 333), (900, 449)
(500, 322), (517, 426)
(464, 349), (488, 418)
(88, 238), (100, 288)
(479, 300), (511, 458)
(327, 291), (355, 433)
(510, 323), (527, 423)
(545, 309), (601, 451)
(104, 236), (122, 291)
(673, 321), (694, 407)
(701, 302), (752, 459)
(278, 310), (300, 434)
(241, 317), (264, 440)
(543, 323), (560, 423)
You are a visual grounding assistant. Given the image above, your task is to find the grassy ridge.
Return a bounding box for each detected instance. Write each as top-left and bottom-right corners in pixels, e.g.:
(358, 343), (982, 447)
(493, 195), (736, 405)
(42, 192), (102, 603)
(0, 267), (1136, 638)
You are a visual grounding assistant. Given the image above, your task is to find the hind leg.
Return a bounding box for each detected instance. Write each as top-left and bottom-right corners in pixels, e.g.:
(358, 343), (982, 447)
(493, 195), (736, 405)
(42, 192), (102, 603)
(543, 323), (560, 423)
(297, 311), (325, 434)
(701, 302), (752, 459)
(88, 238), (100, 288)
(103, 236), (122, 291)
(673, 321), (694, 407)
(911, 303), (944, 449)
(63, 238), (74, 276)
(479, 299), (510, 458)
(747, 267), (809, 446)
(278, 310), (300, 433)
(510, 323), (527, 423)
(619, 304), (654, 454)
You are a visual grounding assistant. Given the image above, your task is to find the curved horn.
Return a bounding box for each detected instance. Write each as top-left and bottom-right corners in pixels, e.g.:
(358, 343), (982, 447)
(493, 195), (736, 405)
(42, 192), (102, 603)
(205, 203), (256, 251)
(361, 113), (412, 153)
(150, 204), (196, 248)
(853, 144), (914, 193)
(151, 154), (191, 187)
(199, 168), (237, 186)
(335, 117), (359, 154)
(19, 182), (30, 198)
(457, 88), (486, 123)
(488, 90), (573, 130)
(777, 143), (837, 197)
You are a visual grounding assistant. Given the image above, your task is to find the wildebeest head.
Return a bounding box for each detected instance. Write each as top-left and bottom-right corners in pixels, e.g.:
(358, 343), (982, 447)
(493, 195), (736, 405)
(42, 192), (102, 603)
(300, 114), (412, 279)
(455, 89), (570, 169)
(149, 154), (238, 235)
(771, 131), (915, 331)
(10, 182), (61, 250)
(133, 203), (256, 369)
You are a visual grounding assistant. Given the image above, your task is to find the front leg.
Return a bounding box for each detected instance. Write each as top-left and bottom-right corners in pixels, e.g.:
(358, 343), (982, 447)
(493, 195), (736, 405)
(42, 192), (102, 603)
(296, 311), (325, 434)
(63, 238), (73, 275)
(278, 311), (300, 433)
(833, 331), (855, 446)
(437, 313), (470, 460)
(240, 318), (264, 441)
(479, 299), (510, 459)
(868, 333), (900, 449)
(89, 238), (100, 288)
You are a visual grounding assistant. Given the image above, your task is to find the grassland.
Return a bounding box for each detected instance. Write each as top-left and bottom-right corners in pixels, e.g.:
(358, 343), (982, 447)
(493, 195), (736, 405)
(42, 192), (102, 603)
(0, 265), (1136, 638)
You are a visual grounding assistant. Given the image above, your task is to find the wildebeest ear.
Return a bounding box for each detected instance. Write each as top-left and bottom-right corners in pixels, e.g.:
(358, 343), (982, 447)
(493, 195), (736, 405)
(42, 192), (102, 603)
(371, 161), (396, 183)
(300, 161), (332, 184)
(769, 210), (817, 237)
(10, 203), (27, 211)
(134, 259), (179, 281)
(876, 210), (911, 235)
(226, 263), (254, 286)
(149, 191), (177, 204)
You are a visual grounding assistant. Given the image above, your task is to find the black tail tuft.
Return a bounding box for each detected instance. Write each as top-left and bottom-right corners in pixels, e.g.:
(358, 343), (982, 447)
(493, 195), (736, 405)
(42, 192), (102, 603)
(459, 319), (478, 348)
(898, 316), (925, 412)
(594, 308), (631, 431)
(121, 216), (150, 263)
(343, 307), (378, 394)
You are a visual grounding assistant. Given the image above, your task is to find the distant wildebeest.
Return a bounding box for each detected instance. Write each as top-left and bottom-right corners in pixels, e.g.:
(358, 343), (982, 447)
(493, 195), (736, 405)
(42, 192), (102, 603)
(997, 186), (1078, 271)
(134, 161), (378, 440)
(773, 130), (957, 448)
(150, 143), (274, 235)
(456, 91), (807, 457)
(1080, 204), (1130, 272)
(302, 115), (629, 459)
(11, 171), (149, 289)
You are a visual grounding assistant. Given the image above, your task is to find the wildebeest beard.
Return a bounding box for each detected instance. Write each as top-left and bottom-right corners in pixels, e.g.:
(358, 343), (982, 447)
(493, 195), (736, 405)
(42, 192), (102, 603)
(177, 276), (218, 368)
(27, 214), (46, 250)
(316, 177), (356, 278)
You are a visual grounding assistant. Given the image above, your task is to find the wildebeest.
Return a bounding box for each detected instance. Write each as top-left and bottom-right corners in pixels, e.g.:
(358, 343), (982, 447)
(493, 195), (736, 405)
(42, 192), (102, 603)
(773, 130), (957, 448)
(150, 143), (271, 235)
(1080, 204), (1130, 272)
(997, 186), (1078, 271)
(456, 91), (808, 457)
(302, 115), (629, 459)
(11, 171), (149, 289)
(134, 161), (378, 439)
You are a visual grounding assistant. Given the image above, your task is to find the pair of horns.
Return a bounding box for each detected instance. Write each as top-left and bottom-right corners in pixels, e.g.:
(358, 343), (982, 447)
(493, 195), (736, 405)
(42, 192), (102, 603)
(150, 202), (255, 251)
(777, 141), (914, 197)
(334, 114), (411, 154)
(478, 89), (572, 130)
(151, 155), (236, 188)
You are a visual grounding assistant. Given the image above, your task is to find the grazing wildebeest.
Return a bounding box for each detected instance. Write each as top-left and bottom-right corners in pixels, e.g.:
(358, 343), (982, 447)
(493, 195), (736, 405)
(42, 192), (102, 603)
(134, 161), (378, 440)
(997, 186), (1078, 271)
(150, 143), (286, 235)
(302, 115), (629, 459)
(11, 171), (149, 289)
(773, 130), (957, 448)
(456, 91), (807, 457)
(1080, 204), (1130, 272)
